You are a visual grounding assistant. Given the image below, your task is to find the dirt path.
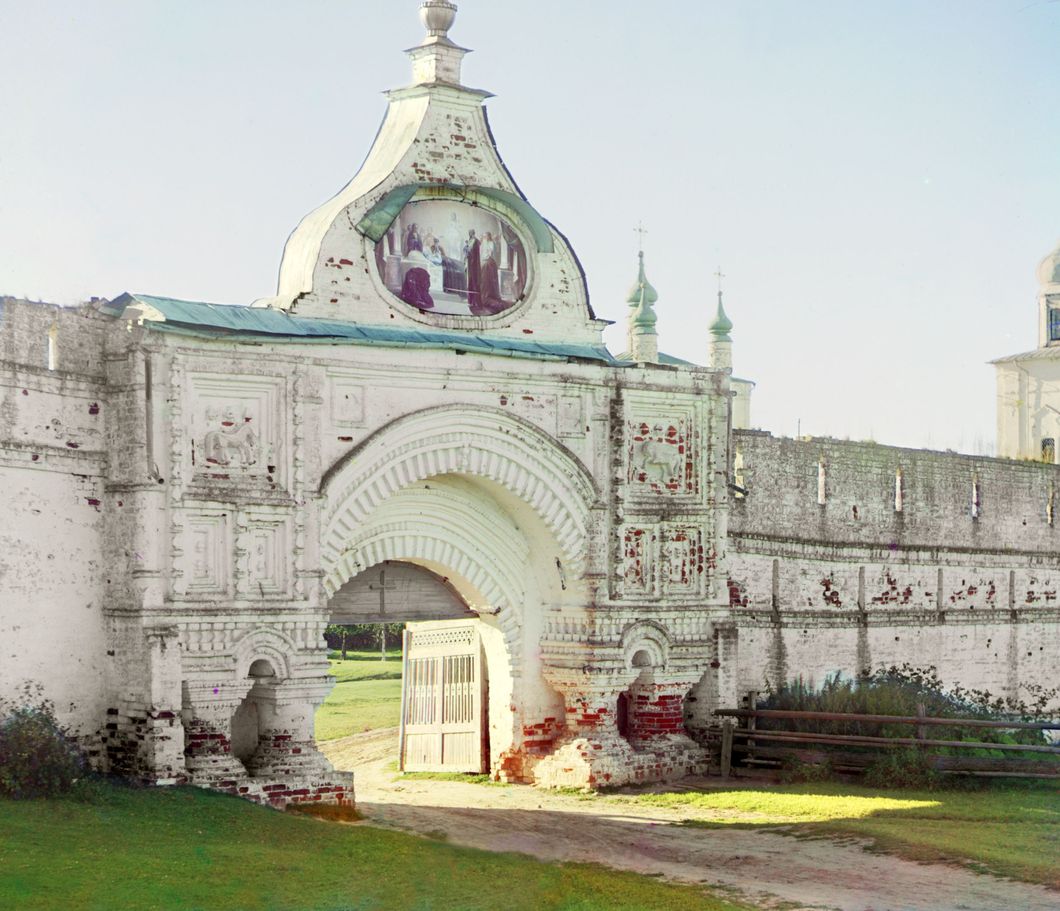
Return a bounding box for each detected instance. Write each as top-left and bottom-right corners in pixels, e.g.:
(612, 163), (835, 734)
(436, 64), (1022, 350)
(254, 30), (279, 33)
(322, 730), (1058, 911)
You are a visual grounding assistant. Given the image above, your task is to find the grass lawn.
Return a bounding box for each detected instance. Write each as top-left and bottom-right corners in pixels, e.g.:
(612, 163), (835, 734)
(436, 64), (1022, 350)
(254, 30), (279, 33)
(315, 650), (403, 742)
(0, 786), (753, 911)
(623, 780), (1060, 888)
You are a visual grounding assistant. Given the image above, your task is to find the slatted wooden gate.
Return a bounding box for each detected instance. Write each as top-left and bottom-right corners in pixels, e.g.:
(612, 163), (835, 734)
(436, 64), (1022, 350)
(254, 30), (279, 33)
(399, 620), (487, 773)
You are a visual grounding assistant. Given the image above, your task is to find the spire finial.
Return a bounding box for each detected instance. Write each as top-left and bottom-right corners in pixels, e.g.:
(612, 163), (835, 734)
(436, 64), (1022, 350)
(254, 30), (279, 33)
(710, 266), (733, 342)
(627, 243), (659, 363)
(420, 1), (458, 40)
(635, 222), (649, 255)
(407, 1), (467, 86)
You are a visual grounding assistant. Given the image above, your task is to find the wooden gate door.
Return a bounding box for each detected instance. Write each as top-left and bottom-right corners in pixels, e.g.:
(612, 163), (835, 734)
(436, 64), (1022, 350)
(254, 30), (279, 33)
(399, 620), (486, 773)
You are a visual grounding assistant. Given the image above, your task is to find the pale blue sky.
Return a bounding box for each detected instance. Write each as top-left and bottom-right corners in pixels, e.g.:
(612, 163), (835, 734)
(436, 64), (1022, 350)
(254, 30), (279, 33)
(1, 1), (1057, 452)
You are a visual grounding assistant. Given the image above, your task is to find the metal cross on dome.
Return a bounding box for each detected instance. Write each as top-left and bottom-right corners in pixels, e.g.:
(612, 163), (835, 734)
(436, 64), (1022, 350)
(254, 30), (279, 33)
(715, 267), (726, 295)
(634, 222), (648, 253)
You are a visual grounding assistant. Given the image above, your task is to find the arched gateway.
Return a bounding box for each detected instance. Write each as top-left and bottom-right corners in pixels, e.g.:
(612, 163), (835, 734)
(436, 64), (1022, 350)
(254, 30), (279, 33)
(5, 0), (1060, 814)
(3, 3), (736, 809)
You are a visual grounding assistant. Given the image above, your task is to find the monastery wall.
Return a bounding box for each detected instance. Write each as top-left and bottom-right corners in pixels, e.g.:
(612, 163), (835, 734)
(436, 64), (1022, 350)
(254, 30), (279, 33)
(687, 430), (1060, 731)
(0, 299), (110, 750)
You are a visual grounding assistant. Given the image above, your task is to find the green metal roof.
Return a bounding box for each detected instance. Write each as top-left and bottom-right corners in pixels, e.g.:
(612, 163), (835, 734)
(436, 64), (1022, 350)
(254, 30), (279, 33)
(626, 251), (659, 307)
(709, 294), (733, 340)
(104, 293), (622, 365)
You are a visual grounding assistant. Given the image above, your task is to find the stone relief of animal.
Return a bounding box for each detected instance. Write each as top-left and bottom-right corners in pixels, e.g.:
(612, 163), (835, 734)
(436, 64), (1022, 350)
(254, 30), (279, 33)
(204, 423), (259, 468)
(634, 439), (683, 483)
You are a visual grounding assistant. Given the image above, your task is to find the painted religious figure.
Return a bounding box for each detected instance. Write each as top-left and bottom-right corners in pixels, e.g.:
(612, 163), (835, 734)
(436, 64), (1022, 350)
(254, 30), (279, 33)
(376, 199), (530, 317)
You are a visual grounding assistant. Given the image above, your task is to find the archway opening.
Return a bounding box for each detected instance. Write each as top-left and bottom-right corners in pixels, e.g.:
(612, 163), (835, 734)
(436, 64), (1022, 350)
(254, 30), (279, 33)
(230, 658), (277, 772)
(316, 560), (491, 775)
(618, 653), (658, 749)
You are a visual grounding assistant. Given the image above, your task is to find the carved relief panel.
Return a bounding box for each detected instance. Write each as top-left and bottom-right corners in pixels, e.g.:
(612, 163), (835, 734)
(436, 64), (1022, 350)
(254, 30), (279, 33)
(660, 523), (708, 599)
(173, 511), (231, 598)
(184, 373), (288, 492)
(242, 512), (292, 599)
(623, 396), (704, 507)
(617, 523), (709, 601)
(620, 525), (658, 598)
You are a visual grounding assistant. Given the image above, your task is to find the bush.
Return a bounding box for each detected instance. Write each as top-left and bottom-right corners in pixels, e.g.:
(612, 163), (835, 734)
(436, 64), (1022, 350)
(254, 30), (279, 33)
(754, 666), (1058, 789)
(779, 756), (834, 784)
(759, 666), (1055, 747)
(0, 689), (85, 799)
(863, 748), (940, 790)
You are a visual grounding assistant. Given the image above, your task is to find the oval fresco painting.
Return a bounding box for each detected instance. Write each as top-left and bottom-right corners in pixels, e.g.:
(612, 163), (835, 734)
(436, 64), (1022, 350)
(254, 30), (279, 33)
(373, 199), (529, 317)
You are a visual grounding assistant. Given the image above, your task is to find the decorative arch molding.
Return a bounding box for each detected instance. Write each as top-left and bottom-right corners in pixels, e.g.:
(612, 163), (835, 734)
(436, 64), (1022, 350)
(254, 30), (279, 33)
(619, 620), (673, 673)
(231, 627), (297, 682)
(324, 483), (529, 676)
(320, 406), (599, 576)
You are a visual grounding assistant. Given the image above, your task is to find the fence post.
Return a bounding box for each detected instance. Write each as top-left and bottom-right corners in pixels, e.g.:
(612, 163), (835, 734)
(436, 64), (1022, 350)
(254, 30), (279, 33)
(915, 703), (926, 744)
(746, 690), (759, 757)
(720, 720), (734, 779)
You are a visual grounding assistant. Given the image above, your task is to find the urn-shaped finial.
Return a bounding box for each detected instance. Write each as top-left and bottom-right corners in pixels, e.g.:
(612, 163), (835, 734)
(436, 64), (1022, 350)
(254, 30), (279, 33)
(420, 0), (458, 39)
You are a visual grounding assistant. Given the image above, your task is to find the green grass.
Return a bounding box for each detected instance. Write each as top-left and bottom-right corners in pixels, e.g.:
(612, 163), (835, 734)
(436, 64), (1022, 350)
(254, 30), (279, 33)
(326, 649), (403, 681)
(0, 786), (754, 911)
(315, 653), (404, 742)
(624, 781), (1060, 887)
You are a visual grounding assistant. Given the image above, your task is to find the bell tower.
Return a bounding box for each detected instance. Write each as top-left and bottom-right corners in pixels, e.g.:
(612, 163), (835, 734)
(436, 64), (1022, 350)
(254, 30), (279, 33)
(993, 239), (1060, 462)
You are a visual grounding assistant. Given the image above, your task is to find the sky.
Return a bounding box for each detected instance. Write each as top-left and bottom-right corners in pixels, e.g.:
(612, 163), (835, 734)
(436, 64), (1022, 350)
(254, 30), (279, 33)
(1, 0), (1058, 453)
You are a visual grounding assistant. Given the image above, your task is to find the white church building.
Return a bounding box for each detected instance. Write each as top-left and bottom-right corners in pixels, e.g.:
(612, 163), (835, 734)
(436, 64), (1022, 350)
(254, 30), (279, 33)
(2, 2), (1057, 807)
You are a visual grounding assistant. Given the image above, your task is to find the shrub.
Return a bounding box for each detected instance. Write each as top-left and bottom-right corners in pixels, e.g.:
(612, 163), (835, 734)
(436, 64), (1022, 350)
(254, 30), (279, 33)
(753, 666), (1057, 789)
(779, 756), (834, 784)
(759, 666), (1054, 747)
(863, 748), (939, 790)
(0, 688), (85, 799)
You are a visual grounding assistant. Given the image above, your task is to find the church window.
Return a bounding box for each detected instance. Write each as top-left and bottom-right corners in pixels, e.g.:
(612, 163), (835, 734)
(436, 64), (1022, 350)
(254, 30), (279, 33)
(1050, 309), (1060, 342)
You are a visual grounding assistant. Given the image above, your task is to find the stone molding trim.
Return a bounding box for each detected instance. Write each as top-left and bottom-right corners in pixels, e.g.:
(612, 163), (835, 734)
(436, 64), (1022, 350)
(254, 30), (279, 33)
(620, 619), (673, 672)
(322, 482), (528, 677)
(231, 626), (298, 681)
(329, 484), (527, 607)
(320, 405), (599, 578)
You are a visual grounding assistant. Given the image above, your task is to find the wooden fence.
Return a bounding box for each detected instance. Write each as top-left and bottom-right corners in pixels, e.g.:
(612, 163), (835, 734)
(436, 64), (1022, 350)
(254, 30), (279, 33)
(713, 698), (1060, 780)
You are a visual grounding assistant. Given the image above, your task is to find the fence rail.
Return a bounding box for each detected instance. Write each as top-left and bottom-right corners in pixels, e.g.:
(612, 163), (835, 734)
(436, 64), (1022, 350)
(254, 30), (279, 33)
(713, 698), (1060, 780)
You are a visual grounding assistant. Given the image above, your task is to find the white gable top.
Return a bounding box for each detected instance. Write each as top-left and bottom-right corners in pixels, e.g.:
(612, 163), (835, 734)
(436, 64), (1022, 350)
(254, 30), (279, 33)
(265, 10), (603, 348)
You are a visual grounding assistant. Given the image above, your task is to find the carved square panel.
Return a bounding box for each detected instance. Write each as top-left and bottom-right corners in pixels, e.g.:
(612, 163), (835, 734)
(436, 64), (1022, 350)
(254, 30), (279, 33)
(331, 379), (366, 427)
(245, 514), (290, 598)
(622, 393), (706, 511)
(186, 373), (286, 488)
(558, 395), (585, 438)
(620, 525), (658, 599)
(627, 415), (696, 497)
(180, 512), (230, 596)
(661, 523), (707, 598)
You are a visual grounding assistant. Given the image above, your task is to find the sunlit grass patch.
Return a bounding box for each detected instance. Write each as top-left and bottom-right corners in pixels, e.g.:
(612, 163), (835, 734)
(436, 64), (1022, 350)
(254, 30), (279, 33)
(624, 780), (1060, 887)
(314, 677), (402, 741)
(631, 787), (938, 824)
(325, 650), (403, 683)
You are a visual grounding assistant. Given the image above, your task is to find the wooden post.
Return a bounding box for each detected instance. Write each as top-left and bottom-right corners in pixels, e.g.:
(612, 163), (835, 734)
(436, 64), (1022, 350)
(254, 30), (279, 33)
(720, 720), (734, 779)
(916, 703), (927, 744)
(741, 687), (758, 759)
